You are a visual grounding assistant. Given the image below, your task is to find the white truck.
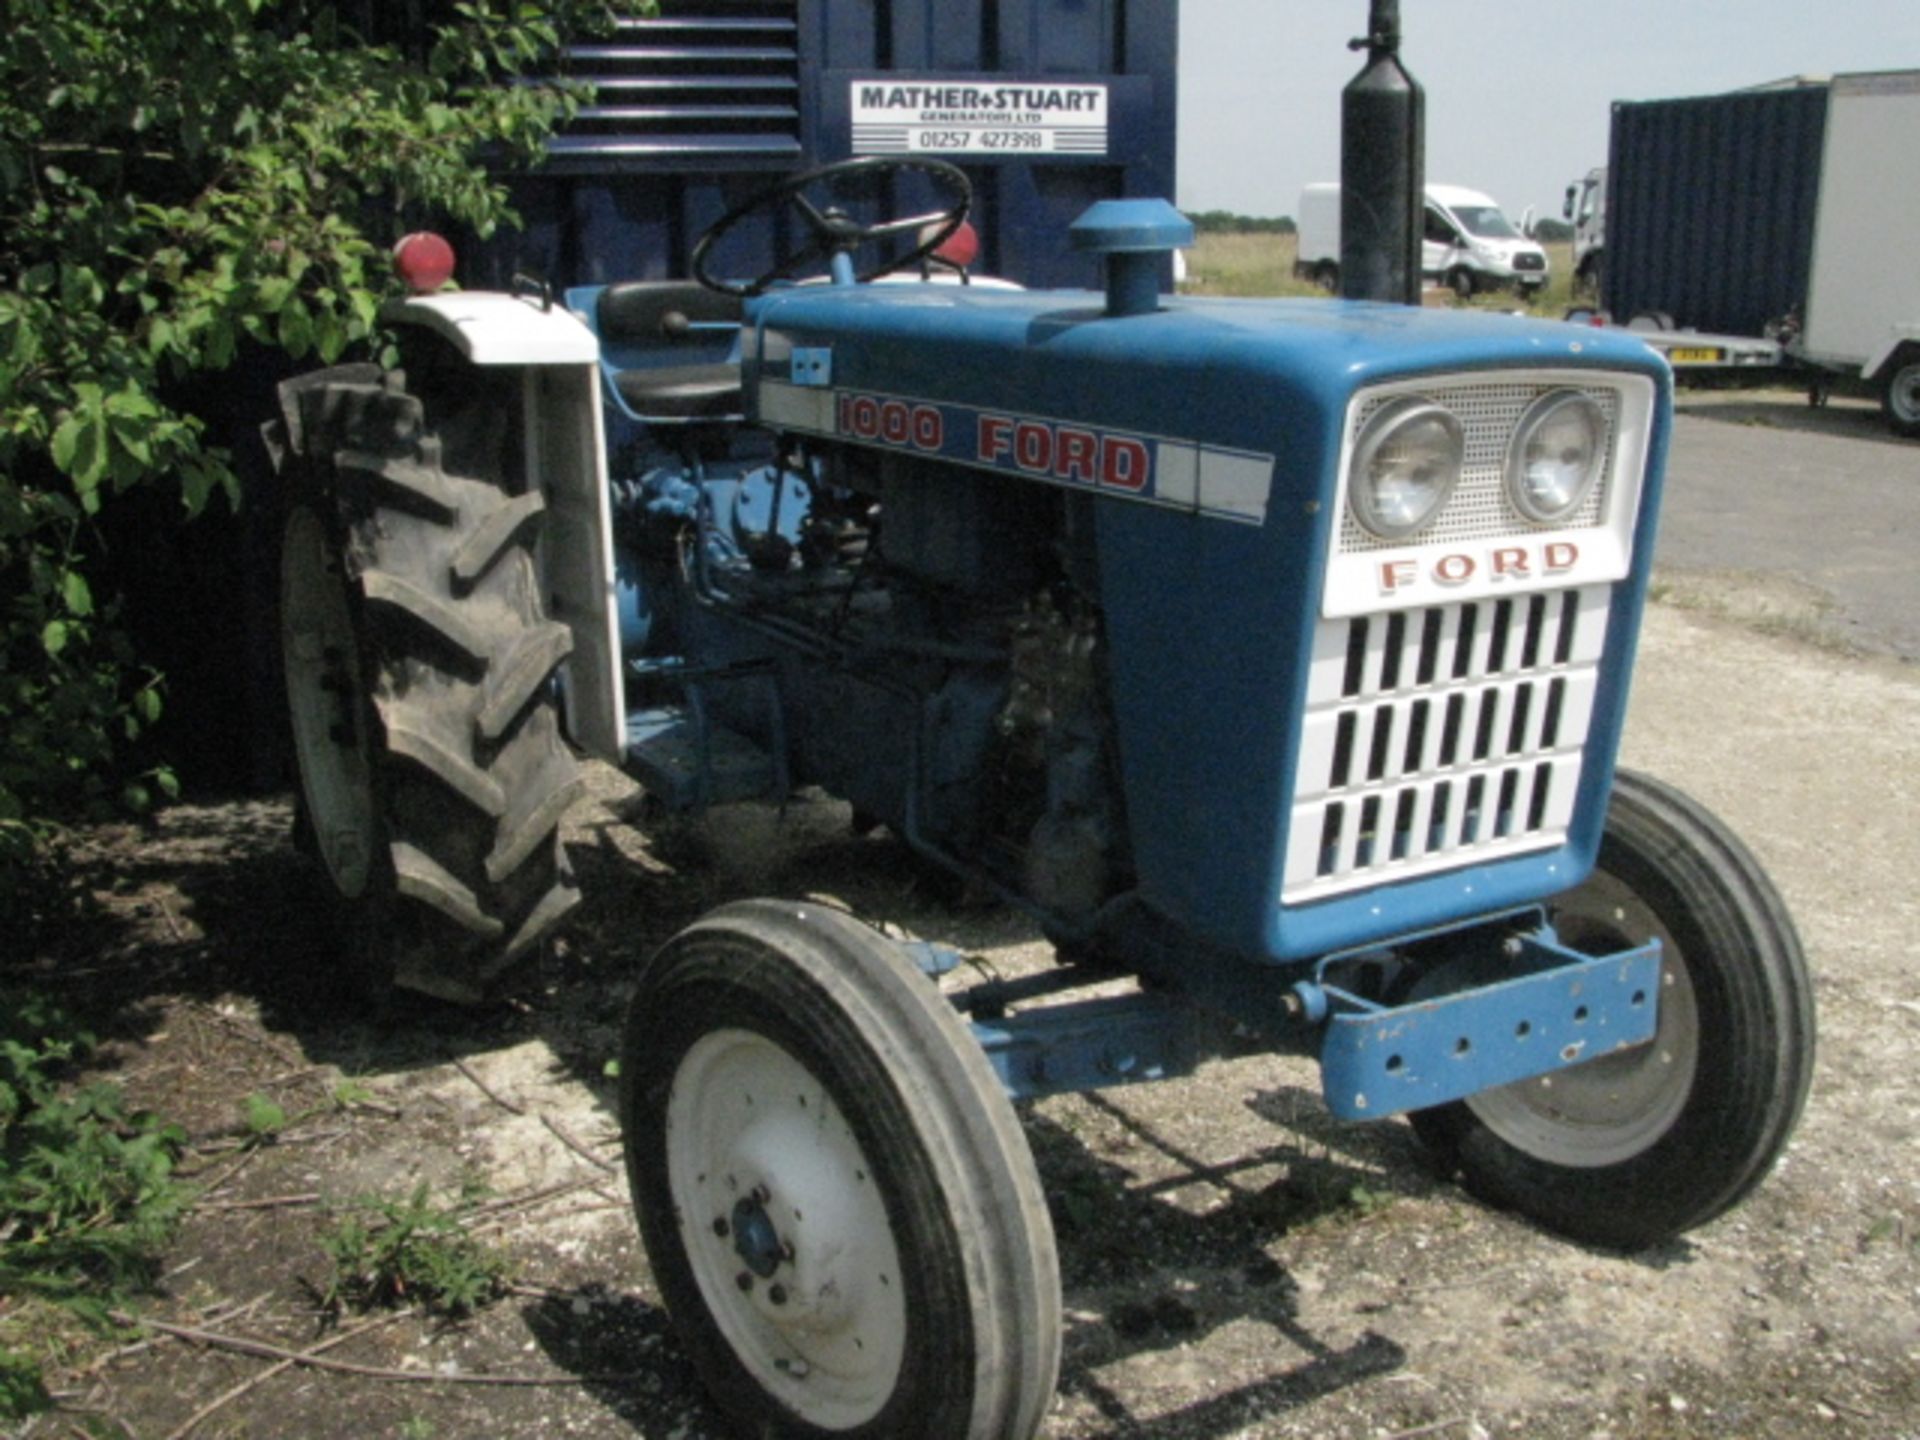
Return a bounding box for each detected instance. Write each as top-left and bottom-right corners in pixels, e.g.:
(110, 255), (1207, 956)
(1296, 181), (1550, 298)
(1586, 70), (1920, 435)
(1796, 72), (1920, 435)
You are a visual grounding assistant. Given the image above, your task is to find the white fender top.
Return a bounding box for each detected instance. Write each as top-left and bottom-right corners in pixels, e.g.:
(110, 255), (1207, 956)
(383, 292), (600, 365)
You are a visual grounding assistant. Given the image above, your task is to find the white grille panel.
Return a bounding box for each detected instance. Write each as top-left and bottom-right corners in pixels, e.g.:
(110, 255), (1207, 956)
(1338, 381), (1621, 554)
(1283, 584), (1612, 904)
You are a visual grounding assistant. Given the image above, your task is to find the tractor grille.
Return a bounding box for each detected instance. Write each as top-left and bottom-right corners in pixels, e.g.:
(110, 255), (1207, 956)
(1282, 583), (1612, 904)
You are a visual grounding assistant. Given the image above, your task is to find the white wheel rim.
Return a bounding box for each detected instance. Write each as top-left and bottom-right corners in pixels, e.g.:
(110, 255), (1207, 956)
(281, 508), (378, 898)
(666, 1028), (908, 1429)
(1466, 868), (1700, 1167)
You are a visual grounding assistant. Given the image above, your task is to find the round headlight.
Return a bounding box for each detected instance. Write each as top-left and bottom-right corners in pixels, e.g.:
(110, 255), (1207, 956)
(1507, 389), (1606, 524)
(1348, 397), (1465, 541)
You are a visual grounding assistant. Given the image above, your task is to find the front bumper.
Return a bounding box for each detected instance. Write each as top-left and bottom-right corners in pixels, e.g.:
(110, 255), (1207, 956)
(1316, 928), (1663, 1120)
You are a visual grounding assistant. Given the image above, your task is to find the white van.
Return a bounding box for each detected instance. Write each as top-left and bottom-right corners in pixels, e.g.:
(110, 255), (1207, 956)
(1295, 182), (1550, 298)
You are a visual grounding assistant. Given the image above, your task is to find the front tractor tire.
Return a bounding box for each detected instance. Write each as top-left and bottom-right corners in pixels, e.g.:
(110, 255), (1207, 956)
(1410, 770), (1815, 1250)
(621, 901), (1061, 1439)
(275, 360), (584, 1003)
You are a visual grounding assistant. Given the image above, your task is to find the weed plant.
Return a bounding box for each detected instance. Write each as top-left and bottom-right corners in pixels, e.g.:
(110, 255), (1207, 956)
(320, 1179), (509, 1319)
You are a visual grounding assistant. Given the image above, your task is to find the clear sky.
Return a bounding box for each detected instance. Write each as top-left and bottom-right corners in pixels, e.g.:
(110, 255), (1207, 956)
(1177, 0), (1920, 225)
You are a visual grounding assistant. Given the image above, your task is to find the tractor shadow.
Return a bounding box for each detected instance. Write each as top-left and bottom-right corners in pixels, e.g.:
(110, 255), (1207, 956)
(1024, 1087), (1416, 1434)
(8, 788), (1685, 1435)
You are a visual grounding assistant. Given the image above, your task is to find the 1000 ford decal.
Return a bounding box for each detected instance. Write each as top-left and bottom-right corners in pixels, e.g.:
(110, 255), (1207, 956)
(756, 378), (1276, 526)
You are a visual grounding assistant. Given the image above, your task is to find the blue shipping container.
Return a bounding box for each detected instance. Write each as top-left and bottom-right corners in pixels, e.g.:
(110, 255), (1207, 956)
(457, 0), (1179, 291)
(1605, 84), (1828, 337)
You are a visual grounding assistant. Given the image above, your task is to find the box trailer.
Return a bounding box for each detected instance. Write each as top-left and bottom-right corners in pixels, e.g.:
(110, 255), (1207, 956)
(1603, 70), (1920, 436)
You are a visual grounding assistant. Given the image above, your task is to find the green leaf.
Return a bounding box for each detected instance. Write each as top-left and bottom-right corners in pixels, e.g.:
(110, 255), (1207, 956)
(50, 414), (81, 473)
(51, 400), (108, 492)
(276, 302), (313, 359)
(61, 571), (92, 617)
(41, 621), (69, 657)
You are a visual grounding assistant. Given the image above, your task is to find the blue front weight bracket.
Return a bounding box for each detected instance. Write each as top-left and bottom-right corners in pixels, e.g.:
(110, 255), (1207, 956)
(1316, 933), (1664, 1121)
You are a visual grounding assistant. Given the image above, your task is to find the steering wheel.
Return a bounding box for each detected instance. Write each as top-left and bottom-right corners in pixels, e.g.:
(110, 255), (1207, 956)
(691, 156), (973, 298)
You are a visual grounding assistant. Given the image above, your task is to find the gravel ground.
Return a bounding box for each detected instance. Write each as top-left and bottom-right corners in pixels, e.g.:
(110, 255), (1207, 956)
(6, 596), (1918, 1440)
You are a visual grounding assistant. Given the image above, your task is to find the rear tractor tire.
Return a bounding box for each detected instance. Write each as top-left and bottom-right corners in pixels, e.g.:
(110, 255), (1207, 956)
(273, 357), (584, 1003)
(1409, 770), (1815, 1250)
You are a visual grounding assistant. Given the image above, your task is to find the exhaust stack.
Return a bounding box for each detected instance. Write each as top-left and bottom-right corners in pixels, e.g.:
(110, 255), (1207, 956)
(1340, 0), (1425, 305)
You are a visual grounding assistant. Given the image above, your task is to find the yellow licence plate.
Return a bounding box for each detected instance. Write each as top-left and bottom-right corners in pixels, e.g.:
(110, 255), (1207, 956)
(1667, 346), (1724, 364)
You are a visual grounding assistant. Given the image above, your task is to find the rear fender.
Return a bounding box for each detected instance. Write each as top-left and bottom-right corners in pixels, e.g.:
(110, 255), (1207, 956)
(385, 294), (625, 764)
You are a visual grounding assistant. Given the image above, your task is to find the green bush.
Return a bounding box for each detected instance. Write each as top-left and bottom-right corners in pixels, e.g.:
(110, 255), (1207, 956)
(0, 989), (194, 1419)
(0, 0), (641, 906)
(1188, 209), (1297, 236)
(0, 991), (190, 1313)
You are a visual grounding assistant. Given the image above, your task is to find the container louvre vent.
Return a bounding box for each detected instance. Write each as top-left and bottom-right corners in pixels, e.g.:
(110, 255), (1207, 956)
(1283, 585), (1612, 904)
(543, 2), (802, 168)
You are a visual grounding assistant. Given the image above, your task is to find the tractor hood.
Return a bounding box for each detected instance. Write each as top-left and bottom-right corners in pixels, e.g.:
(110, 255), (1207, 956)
(740, 284), (1673, 965)
(745, 286), (1660, 529)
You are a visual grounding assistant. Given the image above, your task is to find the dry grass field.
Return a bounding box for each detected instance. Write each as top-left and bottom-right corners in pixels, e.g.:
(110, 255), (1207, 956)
(1183, 230), (1579, 314)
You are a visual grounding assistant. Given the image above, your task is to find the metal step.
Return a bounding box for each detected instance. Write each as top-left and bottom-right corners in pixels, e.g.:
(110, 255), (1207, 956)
(625, 705), (776, 810)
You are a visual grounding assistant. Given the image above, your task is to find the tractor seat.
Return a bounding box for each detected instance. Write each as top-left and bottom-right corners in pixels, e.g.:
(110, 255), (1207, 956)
(595, 281), (744, 421)
(612, 364), (744, 420)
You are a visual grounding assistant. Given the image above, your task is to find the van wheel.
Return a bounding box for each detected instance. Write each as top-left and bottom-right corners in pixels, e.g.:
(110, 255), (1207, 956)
(1448, 268), (1476, 300)
(1313, 260), (1339, 292)
(1882, 353), (1920, 439)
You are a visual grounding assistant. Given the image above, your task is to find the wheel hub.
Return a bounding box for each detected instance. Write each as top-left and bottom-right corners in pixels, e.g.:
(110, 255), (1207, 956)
(730, 1192), (784, 1279)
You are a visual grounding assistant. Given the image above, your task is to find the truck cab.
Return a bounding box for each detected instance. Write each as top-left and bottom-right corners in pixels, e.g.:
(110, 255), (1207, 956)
(1564, 165), (1607, 296)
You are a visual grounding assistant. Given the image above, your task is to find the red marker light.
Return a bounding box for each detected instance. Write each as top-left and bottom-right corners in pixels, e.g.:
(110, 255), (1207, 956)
(932, 220), (981, 270)
(394, 232), (456, 293)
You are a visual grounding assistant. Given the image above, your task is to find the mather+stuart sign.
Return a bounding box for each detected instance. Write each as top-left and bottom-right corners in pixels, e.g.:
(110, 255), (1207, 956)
(850, 79), (1109, 157)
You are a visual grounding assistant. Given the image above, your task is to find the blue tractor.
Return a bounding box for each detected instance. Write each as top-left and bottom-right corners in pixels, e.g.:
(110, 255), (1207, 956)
(268, 27), (1814, 1440)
